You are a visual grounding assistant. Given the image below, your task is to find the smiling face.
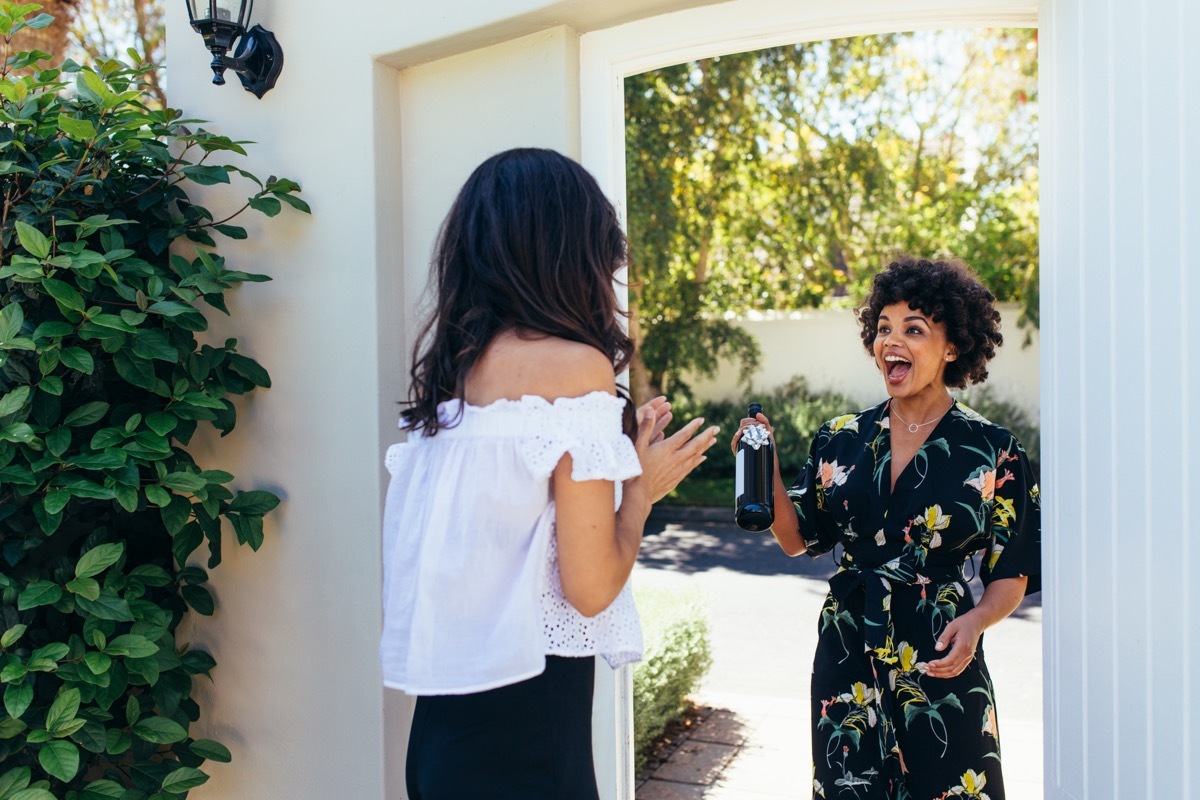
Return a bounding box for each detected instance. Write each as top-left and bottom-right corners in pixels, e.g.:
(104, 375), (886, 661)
(872, 302), (957, 402)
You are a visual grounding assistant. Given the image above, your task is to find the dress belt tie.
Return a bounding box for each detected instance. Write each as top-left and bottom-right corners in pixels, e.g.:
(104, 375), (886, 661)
(828, 558), (967, 658)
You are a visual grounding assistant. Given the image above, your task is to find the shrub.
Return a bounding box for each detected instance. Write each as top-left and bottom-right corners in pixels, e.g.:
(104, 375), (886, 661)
(664, 378), (1041, 505)
(632, 586), (712, 772)
(0, 4), (308, 797)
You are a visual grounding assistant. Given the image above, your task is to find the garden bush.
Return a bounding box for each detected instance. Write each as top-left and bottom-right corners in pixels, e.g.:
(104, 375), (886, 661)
(664, 379), (1040, 506)
(632, 585), (712, 772)
(0, 4), (308, 797)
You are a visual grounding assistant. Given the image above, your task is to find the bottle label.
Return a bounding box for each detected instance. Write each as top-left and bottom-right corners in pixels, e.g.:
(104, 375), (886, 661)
(735, 449), (744, 500)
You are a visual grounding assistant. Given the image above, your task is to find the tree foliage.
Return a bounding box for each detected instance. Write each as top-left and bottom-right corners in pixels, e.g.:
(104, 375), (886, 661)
(0, 3), (308, 796)
(626, 30), (1039, 397)
(68, 0), (164, 108)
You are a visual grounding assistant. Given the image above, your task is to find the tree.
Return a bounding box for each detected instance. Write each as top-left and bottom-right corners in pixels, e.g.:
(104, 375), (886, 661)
(67, 0), (164, 107)
(625, 30), (1039, 397)
(6, 1), (74, 73)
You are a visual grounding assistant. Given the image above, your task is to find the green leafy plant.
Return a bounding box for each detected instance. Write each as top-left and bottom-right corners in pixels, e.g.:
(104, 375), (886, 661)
(632, 586), (712, 772)
(0, 3), (309, 796)
(663, 379), (1040, 506)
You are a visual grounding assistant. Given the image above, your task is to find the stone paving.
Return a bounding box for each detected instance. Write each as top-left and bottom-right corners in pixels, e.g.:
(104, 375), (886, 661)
(633, 512), (1044, 800)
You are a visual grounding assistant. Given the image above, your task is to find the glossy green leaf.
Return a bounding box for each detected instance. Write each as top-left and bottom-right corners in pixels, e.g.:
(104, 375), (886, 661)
(4, 681), (32, 719)
(59, 347), (95, 374)
(1, 625), (26, 649)
(75, 592), (134, 622)
(229, 490), (280, 515)
(247, 195), (282, 217)
(189, 739), (232, 763)
(105, 635), (158, 659)
(0, 766), (32, 798)
(45, 426), (70, 456)
(9, 787), (56, 800)
(37, 739), (79, 782)
(30, 644), (68, 664)
(160, 766), (208, 794)
(14, 221), (50, 259)
(17, 581), (62, 610)
(132, 716), (187, 744)
(45, 688), (81, 733)
(82, 651), (112, 676)
(65, 577), (100, 600)
(0, 304), (24, 345)
(80, 779), (124, 800)
(161, 472), (206, 493)
(58, 112), (96, 140)
(180, 585), (214, 616)
(0, 386), (30, 417)
(230, 513), (264, 550)
(42, 279), (85, 314)
(75, 543), (125, 579)
(160, 496), (191, 536)
(0, 423), (34, 444)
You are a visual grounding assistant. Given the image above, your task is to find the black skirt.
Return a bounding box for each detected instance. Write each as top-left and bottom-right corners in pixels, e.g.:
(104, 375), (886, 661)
(406, 655), (599, 800)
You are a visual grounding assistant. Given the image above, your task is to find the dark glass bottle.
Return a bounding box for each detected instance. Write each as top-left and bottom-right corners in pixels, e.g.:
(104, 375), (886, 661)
(734, 402), (775, 532)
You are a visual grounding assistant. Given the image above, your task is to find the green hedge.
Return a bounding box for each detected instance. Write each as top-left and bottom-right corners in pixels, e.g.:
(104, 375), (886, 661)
(632, 586), (712, 772)
(663, 378), (1040, 506)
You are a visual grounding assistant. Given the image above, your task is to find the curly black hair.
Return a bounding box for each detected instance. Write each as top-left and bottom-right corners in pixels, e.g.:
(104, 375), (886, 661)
(856, 255), (1003, 388)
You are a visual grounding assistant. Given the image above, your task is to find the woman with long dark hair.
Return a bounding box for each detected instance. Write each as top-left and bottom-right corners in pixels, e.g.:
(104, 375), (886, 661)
(381, 148), (719, 799)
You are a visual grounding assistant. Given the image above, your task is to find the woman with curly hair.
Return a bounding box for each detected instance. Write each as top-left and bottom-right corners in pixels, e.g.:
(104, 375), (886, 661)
(731, 256), (1040, 799)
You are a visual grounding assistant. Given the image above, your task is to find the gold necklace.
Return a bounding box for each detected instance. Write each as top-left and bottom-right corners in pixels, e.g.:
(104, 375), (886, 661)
(891, 398), (954, 434)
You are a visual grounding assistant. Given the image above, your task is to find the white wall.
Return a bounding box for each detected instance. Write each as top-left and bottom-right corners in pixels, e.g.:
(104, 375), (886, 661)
(166, 1), (389, 798)
(685, 304), (1040, 414)
(162, 0), (1200, 797)
(1039, 0), (1200, 797)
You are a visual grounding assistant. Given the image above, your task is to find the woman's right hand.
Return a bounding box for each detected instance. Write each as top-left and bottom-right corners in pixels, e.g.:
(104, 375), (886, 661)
(730, 412), (774, 454)
(634, 406), (720, 505)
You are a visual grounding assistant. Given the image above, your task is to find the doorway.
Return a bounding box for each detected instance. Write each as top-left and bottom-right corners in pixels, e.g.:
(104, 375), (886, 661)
(580, 3), (1042, 798)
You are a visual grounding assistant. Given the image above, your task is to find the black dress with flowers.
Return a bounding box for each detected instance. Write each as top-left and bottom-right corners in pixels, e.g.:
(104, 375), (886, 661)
(789, 400), (1040, 800)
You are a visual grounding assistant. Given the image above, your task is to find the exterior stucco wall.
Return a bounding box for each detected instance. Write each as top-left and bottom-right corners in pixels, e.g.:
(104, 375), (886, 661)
(163, 0), (1200, 797)
(684, 304), (1040, 415)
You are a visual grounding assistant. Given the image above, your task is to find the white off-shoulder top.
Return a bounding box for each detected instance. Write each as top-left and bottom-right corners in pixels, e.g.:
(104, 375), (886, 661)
(379, 391), (645, 695)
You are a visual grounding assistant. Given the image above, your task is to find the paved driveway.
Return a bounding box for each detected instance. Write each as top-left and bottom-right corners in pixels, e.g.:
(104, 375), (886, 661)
(633, 512), (1043, 800)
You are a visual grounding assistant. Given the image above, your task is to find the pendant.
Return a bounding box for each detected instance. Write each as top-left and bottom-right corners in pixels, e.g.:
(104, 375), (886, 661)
(907, 423), (919, 433)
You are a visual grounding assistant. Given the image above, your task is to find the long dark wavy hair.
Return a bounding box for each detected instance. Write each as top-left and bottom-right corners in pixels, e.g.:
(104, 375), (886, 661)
(402, 148), (635, 436)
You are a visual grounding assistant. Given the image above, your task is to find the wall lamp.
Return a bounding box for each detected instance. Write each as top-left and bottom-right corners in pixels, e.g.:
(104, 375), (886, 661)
(185, 0), (283, 98)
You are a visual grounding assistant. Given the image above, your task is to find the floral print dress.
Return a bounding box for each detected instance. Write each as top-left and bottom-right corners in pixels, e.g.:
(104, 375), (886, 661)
(789, 400), (1040, 800)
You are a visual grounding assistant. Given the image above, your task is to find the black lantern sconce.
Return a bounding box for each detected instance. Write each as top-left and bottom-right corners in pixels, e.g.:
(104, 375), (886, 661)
(186, 0), (283, 98)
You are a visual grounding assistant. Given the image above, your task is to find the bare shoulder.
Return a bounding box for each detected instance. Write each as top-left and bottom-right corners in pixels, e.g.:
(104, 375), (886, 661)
(466, 332), (616, 405)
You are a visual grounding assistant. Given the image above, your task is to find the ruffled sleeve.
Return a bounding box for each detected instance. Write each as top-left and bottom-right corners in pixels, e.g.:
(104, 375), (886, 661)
(384, 442), (411, 477)
(519, 392), (642, 484)
(981, 434), (1042, 594)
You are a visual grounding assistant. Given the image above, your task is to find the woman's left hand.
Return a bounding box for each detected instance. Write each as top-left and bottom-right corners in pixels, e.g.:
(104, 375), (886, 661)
(637, 396), (672, 444)
(924, 612), (984, 679)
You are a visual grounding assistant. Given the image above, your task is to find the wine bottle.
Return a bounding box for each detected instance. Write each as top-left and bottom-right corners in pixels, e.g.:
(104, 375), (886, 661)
(734, 402), (775, 531)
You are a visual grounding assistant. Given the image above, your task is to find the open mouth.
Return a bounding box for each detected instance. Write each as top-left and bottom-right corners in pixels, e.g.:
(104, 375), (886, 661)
(884, 354), (912, 382)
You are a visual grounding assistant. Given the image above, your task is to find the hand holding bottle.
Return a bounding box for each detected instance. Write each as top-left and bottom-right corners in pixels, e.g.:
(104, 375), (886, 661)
(733, 403), (775, 531)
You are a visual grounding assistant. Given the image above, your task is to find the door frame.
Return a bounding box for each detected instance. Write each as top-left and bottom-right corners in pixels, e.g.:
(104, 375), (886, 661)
(579, 2), (1039, 797)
